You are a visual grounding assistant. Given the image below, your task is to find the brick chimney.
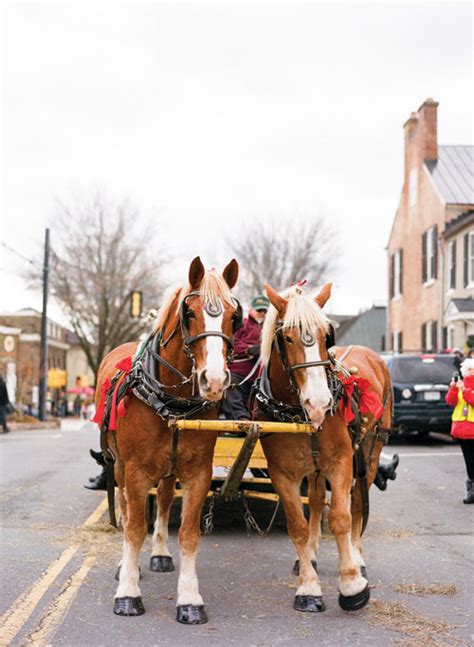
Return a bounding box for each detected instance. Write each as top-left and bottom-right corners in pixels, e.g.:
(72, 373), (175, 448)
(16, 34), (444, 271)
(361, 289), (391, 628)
(403, 98), (439, 188)
(417, 97), (439, 161)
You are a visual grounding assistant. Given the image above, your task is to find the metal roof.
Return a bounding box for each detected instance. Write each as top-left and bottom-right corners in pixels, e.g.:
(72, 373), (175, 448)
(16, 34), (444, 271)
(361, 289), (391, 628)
(425, 145), (474, 205)
(451, 298), (474, 313)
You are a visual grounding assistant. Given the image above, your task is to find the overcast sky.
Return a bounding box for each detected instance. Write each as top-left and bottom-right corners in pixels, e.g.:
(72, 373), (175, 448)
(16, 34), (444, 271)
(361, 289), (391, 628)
(1, 1), (472, 325)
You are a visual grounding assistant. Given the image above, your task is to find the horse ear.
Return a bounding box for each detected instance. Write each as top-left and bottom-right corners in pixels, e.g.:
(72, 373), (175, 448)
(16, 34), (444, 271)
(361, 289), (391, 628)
(315, 283), (332, 309)
(188, 256), (205, 289)
(264, 284), (287, 313)
(222, 259), (239, 289)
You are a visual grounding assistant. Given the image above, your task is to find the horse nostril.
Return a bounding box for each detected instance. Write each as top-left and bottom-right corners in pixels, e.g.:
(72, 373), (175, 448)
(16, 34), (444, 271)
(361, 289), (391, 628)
(198, 370), (208, 390)
(223, 369), (231, 390)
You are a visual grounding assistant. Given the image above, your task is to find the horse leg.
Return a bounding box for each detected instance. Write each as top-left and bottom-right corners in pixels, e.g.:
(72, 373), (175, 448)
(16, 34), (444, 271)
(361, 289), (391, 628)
(351, 437), (384, 580)
(114, 467), (151, 616)
(150, 477), (176, 573)
(329, 469), (369, 612)
(292, 473), (324, 577)
(175, 471), (211, 624)
(271, 469), (325, 612)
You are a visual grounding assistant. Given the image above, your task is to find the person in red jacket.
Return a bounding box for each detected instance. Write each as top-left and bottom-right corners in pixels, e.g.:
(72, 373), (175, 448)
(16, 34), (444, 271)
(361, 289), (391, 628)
(445, 357), (474, 504)
(220, 294), (269, 420)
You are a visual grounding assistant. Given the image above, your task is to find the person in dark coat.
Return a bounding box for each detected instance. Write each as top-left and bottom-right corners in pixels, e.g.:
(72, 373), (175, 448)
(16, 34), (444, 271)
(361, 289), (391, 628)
(0, 375), (11, 434)
(220, 294), (270, 420)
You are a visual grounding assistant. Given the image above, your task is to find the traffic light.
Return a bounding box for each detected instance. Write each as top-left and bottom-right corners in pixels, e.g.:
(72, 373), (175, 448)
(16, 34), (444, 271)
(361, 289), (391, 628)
(130, 291), (142, 318)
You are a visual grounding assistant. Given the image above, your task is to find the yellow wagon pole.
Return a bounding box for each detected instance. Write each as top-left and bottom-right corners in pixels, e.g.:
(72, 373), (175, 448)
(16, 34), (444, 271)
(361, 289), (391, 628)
(175, 419), (314, 434)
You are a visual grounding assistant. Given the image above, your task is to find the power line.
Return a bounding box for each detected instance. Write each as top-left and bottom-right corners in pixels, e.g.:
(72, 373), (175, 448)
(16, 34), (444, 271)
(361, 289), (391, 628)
(0, 240), (38, 267)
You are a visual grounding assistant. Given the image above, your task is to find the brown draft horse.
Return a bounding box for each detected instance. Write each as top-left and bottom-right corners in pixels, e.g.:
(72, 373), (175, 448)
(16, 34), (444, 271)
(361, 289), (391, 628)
(95, 257), (240, 623)
(259, 282), (393, 612)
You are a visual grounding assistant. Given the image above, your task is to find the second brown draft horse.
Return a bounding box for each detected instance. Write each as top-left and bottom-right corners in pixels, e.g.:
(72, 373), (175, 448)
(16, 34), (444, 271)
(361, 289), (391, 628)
(258, 282), (392, 612)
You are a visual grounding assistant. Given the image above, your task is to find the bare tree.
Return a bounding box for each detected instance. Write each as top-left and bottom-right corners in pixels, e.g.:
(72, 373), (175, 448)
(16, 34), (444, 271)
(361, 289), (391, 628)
(30, 192), (166, 378)
(227, 215), (338, 301)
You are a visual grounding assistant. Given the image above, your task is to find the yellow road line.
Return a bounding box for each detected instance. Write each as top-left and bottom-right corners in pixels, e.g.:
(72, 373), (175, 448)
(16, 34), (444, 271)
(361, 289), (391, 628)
(0, 496), (108, 647)
(25, 553), (97, 647)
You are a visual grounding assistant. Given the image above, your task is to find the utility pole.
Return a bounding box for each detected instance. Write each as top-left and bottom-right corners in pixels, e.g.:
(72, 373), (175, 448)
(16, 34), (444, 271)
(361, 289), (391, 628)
(38, 228), (50, 421)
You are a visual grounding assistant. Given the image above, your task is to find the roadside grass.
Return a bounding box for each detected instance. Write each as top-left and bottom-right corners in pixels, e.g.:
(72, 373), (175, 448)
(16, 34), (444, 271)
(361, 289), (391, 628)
(367, 599), (463, 646)
(394, 582), (458, 596)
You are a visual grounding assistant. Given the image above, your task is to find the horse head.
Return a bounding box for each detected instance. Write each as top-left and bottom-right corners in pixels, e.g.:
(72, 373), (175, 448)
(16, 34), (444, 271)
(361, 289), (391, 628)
(180, 256), (241, 401)
(262, 282), (334, 428)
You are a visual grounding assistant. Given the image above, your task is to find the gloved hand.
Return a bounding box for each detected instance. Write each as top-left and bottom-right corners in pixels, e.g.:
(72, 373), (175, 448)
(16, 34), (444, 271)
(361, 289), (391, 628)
(246, 345), (260, 358)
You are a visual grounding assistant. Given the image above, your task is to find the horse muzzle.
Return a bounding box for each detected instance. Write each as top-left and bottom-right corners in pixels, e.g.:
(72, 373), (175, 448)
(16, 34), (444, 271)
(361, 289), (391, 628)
(198, 368), (231, 401)
(303, 398), (332, 428)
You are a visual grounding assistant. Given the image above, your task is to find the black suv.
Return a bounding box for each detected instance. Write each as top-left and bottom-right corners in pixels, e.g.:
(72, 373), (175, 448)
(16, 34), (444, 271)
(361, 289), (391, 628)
(382, 353), (458, 437)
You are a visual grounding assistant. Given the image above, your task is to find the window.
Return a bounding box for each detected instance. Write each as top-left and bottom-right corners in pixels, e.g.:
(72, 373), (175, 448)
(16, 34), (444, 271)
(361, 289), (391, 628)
(421, 320), (437, 351)
(448, 240), (456, 290)
(422, 225), (438, 283)
(466, 230), (474, 287)
(393, 330), (402, 352)
(389, 249), (403, 299)
(409, 168), (418, 208)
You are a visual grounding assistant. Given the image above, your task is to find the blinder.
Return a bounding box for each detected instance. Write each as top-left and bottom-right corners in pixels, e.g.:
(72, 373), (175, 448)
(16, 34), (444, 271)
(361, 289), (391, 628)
(326, 323), (336, 350)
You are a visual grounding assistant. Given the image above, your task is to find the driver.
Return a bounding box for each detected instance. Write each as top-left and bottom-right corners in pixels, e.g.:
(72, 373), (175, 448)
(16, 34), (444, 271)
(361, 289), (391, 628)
(220, 294), (269, 421)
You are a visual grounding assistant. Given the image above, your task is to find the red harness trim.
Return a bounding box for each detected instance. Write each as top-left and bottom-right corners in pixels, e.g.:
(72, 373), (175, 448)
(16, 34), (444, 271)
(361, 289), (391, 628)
(339, 375), (384, 424)
(92, 356), (133, 430)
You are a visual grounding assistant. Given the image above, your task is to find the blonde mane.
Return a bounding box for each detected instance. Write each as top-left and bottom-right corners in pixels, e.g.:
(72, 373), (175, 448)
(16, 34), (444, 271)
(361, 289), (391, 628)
(153, 270), (234, 334)
(260, 286), (330, 365)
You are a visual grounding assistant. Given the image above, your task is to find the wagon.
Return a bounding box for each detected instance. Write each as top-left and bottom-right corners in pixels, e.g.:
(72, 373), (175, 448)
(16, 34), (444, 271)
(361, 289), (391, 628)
(146, 419), (316, 533)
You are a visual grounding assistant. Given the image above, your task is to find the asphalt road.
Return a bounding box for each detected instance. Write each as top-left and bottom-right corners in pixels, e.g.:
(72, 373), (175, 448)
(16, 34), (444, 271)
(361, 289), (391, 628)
(0, 419), (472, 646)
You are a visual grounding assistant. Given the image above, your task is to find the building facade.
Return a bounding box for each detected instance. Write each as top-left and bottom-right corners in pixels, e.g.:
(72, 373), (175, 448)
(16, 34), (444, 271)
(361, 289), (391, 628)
(0, 309), (70, 409)
(387, 98), (474, 353)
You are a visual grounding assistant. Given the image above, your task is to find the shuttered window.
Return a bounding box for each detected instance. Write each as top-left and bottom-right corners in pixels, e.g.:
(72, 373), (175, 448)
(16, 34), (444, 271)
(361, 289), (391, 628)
(389, 254), (394, 299)
(464, 233), (469, 287)
(421, 322), (427, 351)
(392, 249), (403, 298)
(431, 320), (437, 351)
(422, 232), (427, 283)
(448, 240), (456, 290)
(422, 226), (438, 283)
(470, 231), (474, 286)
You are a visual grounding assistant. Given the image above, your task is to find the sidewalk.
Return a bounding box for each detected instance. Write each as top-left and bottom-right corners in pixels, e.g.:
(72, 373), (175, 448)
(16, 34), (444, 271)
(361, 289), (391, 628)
(61, 417), (98, 433)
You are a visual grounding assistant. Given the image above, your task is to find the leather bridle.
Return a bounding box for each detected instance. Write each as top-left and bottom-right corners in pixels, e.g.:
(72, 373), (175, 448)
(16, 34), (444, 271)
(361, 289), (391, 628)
(274, 322), (336, 395)
(180, 291), (242, 365)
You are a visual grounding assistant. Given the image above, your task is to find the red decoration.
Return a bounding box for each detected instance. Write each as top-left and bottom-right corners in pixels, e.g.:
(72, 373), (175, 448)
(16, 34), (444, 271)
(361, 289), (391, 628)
(109, 356), (133, 431)
(91, 378), (112, 425)
(339, 375), (384, 424)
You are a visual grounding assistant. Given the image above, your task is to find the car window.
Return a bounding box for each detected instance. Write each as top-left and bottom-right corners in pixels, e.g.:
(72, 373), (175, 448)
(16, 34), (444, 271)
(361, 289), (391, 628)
(391, 357), (457, 383)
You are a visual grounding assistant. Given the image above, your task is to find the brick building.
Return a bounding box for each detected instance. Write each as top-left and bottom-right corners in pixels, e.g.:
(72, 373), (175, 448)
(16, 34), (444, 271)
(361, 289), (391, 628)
(387, 98), (474, 353)
(0, 308), (70, 408)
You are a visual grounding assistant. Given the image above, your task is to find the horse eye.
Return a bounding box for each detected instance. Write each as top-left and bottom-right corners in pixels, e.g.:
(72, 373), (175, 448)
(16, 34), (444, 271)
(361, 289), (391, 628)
(284, 335), (293, 344)
(187, 311), (196, 319)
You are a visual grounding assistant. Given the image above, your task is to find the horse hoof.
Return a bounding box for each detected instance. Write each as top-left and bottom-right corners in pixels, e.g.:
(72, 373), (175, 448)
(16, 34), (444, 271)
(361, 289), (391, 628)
(150, 555), (175, 572)
(113, 596), (145, 616)
(292, 559), (318, 576)
(294, 595), (326, 612)
(360, 565), (367, 579)
(115, 566), (142, 581)
(176, 604), (208, 624)
(338, 584), (370, 612)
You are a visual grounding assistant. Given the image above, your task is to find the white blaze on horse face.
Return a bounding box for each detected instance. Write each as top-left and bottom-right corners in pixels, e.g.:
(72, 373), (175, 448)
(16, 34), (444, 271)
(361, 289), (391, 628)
(300, 342), (332, 426)
(198, 308), (229, 399)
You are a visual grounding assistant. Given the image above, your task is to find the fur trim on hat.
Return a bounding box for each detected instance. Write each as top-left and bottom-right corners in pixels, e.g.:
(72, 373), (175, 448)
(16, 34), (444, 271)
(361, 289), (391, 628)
(460, 358), (474, 377)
